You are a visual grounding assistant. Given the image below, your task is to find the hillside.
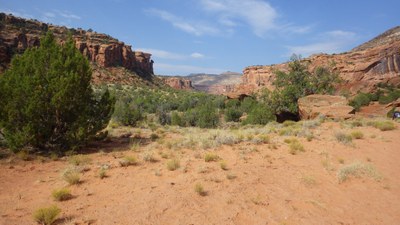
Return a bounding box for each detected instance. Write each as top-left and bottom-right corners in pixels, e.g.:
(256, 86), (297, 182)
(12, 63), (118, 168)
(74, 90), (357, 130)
(230, 26), (400, 96)
(0, 13), (166, 87)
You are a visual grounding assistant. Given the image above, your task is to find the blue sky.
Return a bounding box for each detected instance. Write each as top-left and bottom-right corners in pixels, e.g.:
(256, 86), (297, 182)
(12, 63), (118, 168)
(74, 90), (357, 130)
(1, 0), (399, 75)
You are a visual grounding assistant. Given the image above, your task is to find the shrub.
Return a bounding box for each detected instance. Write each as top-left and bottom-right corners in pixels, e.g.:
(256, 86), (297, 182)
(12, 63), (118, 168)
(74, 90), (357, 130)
(171, 111), (184, 126)
(349, 92), (373, 111)
(368, 120), (396, 131)
(204, 153), (219, 162)
(68, 154), (91, 166)
(166, 158), (180, 171)
(335, 132), (353, 144)
(194, 183), (207, 196)
(112, 99), (143, 126)
(99, 168), (107, 179)
(33, 205), (61, 225)
(119, 155), (138, 167)
(350, 130), (364, 139)
(220, 161), (228, 170)
(0, 32), (114, 152)
(224, 107), (242, 122)
(52, 188), (72, 201)
(288, 140), (305, 155)
(337, 162), (382, 183)
(243, 104), (275, 125)
(196, 103), (219, 128)
(62, 168), (81, 185)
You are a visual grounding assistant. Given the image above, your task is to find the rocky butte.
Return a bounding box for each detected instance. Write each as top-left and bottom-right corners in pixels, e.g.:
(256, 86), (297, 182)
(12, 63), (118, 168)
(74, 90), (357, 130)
(0, 13), (156, 85)
(230, 26), (400, 96)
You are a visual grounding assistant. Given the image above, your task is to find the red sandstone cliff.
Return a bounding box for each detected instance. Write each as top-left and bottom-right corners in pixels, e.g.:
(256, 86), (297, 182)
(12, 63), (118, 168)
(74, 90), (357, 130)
(232, 26), (400, 96)
(159, 76), (194, 90)
(0, 13), (154, 84)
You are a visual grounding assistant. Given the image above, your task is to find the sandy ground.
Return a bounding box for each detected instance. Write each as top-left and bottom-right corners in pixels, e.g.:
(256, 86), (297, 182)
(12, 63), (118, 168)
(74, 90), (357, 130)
(0, 120), (399, 225)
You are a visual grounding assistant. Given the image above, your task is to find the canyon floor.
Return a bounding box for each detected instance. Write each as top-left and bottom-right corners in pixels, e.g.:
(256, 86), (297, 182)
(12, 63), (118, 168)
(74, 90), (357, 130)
(0, 118), (399, 225)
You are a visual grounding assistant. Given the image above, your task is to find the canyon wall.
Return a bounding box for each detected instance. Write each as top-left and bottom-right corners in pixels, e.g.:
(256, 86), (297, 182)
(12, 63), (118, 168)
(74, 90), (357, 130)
(0, 13), (154, 83)
(232, 26), (400, 96)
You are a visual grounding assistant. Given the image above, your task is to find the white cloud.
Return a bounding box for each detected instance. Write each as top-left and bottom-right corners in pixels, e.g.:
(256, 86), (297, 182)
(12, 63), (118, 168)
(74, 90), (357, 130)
(155, 63), (226, 75)
(190, 52), (205, 58)
(199, 0), (278, 37)
(43, 12), (56, 18)
(137, 48), (185, 60)
(58, 11), (81, 20)
(286, 30), (358, 56)
(144, 9), (219, 36)
(137, 48), (206, 60)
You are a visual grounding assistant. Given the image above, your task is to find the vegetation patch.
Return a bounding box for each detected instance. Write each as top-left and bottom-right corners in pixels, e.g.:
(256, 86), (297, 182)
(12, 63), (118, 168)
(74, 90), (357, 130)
(368, 120), (396, 131)
(335, 132), (353, 144)
(337, 162), (382, 183)
(166, 158), (180, 171)
(33, 205), (61, 225)
(350, 130), (364, 139)
(194, 183), (207, 196)
(119, 155), (138, 167)
(52, 188), (72, 201)
(62, 168), (81, 185)
(204, 152), (220, 162)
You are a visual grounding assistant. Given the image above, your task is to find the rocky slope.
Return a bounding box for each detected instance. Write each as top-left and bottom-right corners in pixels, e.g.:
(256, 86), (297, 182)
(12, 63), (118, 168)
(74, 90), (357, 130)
(0, 13), (155, 85)
(231, 26), (400, 96)
(159, 76), (194, 90)
(187, 72), (242, 94)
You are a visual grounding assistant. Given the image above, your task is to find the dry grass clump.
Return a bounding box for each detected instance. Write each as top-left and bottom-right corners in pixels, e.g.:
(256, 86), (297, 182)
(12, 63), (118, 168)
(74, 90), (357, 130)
(119, 155), (138, 167)
(368, 120), (396, 131)
(204, 152), (220, 162)
(194, 183), (207, 196)
(226, 173), (237, 180)
(33, 205), (61, 225)
(52, 188), (72, 201)
(285, 138), (305, 155)
(166, 158), (180, 171)
(337, 161), (382, 183)
(62, 168), (81, 185)
(301, 175), (317, 186)
(98, 168), (107, 179)
(68, 154), (91, 166)
(219, 161), (228, 170)
(350, 130), (364, 139)
(142, 151), (157, 162)
(252, 134), (270, 144)
(335, 132), (353, 144)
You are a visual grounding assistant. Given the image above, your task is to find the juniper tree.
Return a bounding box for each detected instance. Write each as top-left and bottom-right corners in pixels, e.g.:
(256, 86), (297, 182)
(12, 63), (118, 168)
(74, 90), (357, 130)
(0, 32), (115, 153)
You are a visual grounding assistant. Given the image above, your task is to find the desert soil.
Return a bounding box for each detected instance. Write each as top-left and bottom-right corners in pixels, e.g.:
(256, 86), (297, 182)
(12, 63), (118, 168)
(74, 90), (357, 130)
(1, 120), (400, 225)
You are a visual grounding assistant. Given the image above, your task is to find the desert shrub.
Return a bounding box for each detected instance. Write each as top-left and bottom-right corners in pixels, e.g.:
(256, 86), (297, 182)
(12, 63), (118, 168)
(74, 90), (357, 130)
(119, 155), (138, 167)
(142, 151), (157, 162)
(112, 98), (143, 126)
(224, 107), (242, 122)
(52, 188), (72, 201)
(68, 154), (91, 166)
(368, 120), (396, 131)
(33, 205), (61, 225)
(335, 132), (353, 144)
(287, 139), (304, 154)
(378, 89), (400, 104)
(220, 161), (228, 170)
(349, 93), (373, 111)
(98, 168), (107, 179)
(350, 130), (364, 139)
(337, 162), (382, 183)
(204, 153), (219, 162)
(196, 103), (219, 128)
(0, 32), (114, 153)
(166, 158), (180, 171)
(171, 111), (184, 126)
(242, 104), (275, 125)
(62, 168), (81, 185)
(194, 183), (207, 196)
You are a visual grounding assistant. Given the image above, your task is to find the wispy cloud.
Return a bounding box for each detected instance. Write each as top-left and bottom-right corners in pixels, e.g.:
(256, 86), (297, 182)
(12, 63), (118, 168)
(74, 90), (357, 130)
(1, 9), (33, 19)
(200, 0), (278, 37)
(144, 8), (219, 36)
(190, 52), (205, 58)
(156, 63), (226, 75)
(286, 30), (358, 56)
(137, 48), (206, 60)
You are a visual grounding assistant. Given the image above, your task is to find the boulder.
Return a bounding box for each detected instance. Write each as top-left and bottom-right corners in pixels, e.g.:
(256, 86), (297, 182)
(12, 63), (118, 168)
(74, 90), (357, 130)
(298, 94), (355, 120)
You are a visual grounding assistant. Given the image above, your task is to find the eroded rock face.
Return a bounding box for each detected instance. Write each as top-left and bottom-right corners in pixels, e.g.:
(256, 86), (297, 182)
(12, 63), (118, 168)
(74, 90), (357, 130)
(231, 26), (400, 96)
(298, 95), (355, 120)
(0, 13), (154, 82)
(160, 76), (194, 90)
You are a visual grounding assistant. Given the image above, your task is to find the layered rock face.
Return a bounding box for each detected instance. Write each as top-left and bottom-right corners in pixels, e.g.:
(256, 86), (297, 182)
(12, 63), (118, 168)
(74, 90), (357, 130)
(0, 13), (154, 83)
(298, 95), (355, 120)
(232, 26), (400, 96)
(160, 76), (194, 90)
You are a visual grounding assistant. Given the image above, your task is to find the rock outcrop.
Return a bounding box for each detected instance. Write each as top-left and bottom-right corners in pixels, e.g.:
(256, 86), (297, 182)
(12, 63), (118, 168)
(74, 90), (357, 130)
(230, 26), (400, 96)
(298, 95), (355, 120)
(187, 72), (242, 94)
(159, 76), (194, 90)
(0, 13), (154, 84)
